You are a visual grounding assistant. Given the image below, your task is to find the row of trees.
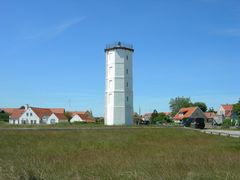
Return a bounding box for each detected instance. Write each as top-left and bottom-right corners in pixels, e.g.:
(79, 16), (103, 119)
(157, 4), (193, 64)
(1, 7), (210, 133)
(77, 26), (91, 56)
(150, 110), (172, 124)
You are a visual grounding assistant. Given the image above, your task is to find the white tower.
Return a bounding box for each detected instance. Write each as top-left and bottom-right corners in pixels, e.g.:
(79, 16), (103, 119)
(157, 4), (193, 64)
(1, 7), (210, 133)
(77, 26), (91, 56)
(105, 42), (134, 125)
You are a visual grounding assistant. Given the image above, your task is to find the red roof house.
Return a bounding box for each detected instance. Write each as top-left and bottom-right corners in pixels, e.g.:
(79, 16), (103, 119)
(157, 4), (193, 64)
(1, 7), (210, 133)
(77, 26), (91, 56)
(218, 104), (234, 118)
(174, 107), (207, 121)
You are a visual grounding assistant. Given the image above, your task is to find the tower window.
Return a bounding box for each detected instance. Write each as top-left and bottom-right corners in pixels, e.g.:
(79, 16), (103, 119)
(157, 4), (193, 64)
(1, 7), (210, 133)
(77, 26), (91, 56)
(127, 96), (129, 102)
(126, 55), (128, 60)
(109, 80), (113, 89)
(109, 66), (113, 76)
(109, 94), (112, 104)
(126, 69), (128, 74)
(126, 82), (128, 87)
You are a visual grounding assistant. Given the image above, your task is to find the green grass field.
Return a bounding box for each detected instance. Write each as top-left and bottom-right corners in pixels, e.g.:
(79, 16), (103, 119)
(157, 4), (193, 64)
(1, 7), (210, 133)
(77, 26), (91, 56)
(0, 127), (239, 180)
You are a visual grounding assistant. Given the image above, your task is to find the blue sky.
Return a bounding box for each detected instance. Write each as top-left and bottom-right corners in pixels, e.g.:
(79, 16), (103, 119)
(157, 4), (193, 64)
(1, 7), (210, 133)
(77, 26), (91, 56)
(0, 0), (239, 116)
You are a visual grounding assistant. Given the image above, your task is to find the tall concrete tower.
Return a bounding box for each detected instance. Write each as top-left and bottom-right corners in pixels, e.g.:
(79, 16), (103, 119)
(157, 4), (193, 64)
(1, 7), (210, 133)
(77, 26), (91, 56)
(105, 42), (134, 125)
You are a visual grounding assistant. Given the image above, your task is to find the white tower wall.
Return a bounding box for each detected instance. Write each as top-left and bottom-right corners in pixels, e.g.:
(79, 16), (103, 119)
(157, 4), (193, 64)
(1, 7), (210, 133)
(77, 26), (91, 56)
(105, 43), (134, 125)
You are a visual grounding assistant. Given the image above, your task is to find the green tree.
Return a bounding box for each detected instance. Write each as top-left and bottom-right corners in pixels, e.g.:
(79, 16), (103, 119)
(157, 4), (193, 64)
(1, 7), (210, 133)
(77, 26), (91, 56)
(169, 97), (192, 116)
(193, 102), (207, 112)
(64, 112), (72, 121)
(150, 110), (158, 122)
(222, 118), (232, 128)
(0, 111), (9, 122)
(86, 110), (94, 118)
(208, 107), (216, 113)
(233, 99), (240, 120)
(153, 113), (172, 124)
(19, 106), (25, 109)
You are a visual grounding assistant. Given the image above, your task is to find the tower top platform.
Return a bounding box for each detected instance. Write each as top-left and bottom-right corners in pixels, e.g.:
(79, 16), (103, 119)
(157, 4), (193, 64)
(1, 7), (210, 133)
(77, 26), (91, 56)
(105, 42), (134, 52)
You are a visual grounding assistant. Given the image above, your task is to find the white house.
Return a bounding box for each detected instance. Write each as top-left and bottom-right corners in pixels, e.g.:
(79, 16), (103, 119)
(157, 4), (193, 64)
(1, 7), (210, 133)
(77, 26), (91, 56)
(9, 107), (57, 125)
(217, 104), (234, 119)
(70, 112), (95, 123)
(9, 109), (25, 124)
(47, 113), (68, 124)
(105, 42), (134, 125)
(19, 107), (52, 124)
(6, 105), (68, 125)
(174, 107), (207, 123)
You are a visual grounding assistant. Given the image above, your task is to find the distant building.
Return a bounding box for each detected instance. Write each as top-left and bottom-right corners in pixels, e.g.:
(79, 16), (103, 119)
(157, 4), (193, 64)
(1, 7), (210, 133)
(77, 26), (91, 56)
(215, 104), (237, 124)
(7, 105), (67, 125)
(174, 107), (207, 123)
(142, 113), (152, 122)
(217, 104), (234, 119)
(204, 112), (216, 123)
(70, 112), (95, 123)
(47, 113), (68, 124)
(9, 109), (25, 124)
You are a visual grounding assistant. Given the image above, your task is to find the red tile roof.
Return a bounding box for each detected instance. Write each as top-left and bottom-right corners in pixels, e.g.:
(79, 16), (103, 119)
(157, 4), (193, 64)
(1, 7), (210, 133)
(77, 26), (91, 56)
(70, 111), (86, 116)
(174, 107), (197, 120)
(221, 105), (233, 111)
(54, 113), (68, 121)
(10, 109), (25, 119)
(31, 107), (52, 118)
(221, 105), (233, 117)
(1, 108), (19, 115)
(49, 108), (65, 114)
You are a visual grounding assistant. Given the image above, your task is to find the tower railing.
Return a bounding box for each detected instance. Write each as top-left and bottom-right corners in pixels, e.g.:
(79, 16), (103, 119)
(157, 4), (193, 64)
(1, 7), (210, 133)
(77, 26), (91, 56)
(106, 42), (133, 50)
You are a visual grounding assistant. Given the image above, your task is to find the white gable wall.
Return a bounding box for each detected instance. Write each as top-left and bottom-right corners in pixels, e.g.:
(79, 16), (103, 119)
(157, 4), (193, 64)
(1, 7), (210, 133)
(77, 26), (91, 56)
(70, 115), (84, 123)
(47, 114), (59, 124)
(19, 108), (40, 124)
(217, 106), (225, 116)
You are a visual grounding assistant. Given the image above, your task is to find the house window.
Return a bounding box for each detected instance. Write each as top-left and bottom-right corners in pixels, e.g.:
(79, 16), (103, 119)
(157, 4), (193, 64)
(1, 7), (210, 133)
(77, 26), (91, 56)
(30, 113), (32, 116)
(26, 113), (29, 116)
(34, 120), (37, 124)
(31, 120), (33, 124)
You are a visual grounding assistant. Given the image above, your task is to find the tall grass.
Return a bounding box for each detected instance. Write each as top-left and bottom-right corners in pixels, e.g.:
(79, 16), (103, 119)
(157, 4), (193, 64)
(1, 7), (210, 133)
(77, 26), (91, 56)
(0, 128), (239, 179)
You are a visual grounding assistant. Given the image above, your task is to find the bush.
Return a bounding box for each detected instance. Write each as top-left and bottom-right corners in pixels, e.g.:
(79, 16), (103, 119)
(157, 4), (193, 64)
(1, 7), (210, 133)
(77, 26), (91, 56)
(0, 112), (9, 122)
(222, 119), (231, 128)
(152, 113), (172, 124)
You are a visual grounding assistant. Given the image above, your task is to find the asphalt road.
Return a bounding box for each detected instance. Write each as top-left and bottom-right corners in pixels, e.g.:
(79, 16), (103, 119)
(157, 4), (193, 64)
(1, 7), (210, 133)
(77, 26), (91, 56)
(201, 129), (240, 138)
